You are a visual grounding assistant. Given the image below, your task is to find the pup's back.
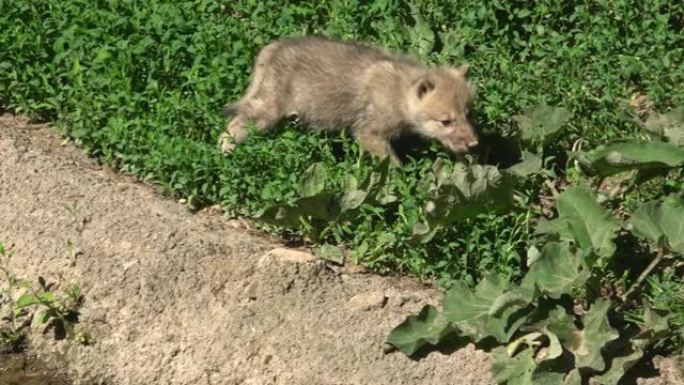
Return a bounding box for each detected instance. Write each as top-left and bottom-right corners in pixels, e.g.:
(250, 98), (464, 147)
(260, 36), (423, 128)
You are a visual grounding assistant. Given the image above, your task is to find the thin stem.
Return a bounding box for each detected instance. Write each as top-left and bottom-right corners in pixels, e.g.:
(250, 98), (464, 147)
(543, 179), (560, 199)
(622, 247), (666, 302)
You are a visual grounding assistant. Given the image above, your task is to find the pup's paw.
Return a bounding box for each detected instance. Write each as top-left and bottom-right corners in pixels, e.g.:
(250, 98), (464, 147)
(218, 132), (236, 154)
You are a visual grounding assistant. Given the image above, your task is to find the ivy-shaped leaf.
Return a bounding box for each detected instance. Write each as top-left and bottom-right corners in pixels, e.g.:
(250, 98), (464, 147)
(412, 163), (515, 243)
(256, 158), (391, 234)
(339, 189), (367, 212)
(256, 191), (339, 228)
(514, 104), (573, 145)
(593, 307), (671, 385)
(562, 370), (582, 385)
(644, 107), (684, 147)
(15, 293), (39, 308)
(537, 186), (619, 260)
(557, 186), (620, 259)
(385, 305), (453, 356)
(595, 339), (646, 385)
(358, 157), (391, 200)
(314, 244), (344, 264)
(297, 162), (327, 198)
(579, 139), (684, 177)
(505, 151), (543, 178)
(628, 194), (684, 254)
(521, 242), (590, 299)
(443, 275), (528, 343)
(531, 353), (578, 385)
(573, 299), (620, 372)
(405, 3), (434, 56)
(492, 345), (535, 385)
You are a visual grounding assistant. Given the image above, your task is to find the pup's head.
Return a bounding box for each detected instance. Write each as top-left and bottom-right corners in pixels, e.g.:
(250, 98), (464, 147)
(406, 65), (478, 154)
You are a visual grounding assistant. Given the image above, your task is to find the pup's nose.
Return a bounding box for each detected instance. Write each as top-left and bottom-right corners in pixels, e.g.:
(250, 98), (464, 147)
(467, 140), (479, 149)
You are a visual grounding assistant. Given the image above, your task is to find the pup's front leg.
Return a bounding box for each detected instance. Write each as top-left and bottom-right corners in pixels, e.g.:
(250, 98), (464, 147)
(219, 115), (250, 154)
(355, 131), (400, 164)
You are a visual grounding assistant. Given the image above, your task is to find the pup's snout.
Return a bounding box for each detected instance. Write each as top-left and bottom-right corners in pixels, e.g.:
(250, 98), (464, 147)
(460, 123), (479, 150)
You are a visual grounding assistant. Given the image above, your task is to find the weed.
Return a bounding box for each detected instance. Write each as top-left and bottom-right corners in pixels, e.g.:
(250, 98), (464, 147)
(0, 242), (88, 351)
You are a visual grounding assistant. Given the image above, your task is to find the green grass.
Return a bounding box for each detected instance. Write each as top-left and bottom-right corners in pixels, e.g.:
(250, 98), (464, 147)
(1, 0), (683, 372)
(645, 269), (684, 352)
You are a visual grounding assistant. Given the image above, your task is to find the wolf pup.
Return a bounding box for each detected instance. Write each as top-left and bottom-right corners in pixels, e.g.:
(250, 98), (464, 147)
(220, 36), (478, 163)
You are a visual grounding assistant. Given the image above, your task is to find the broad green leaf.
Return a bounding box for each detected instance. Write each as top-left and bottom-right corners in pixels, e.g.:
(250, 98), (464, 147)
(292, 193), (340, 220)
(579, 139), (684, 177)
(488, 292), (529, 317)
(298, 163), (327, 198)
(256, 191), (339, 228)
(410, 222), (437, 244)
(339, 190), (367, 212)
(531, 353), (578, 385)
(554, 186), (620, 259)
(629, 195), (684, 254)
(544, 308), (580, 349)
(413, 164), (515, 242)
(644, 107), (684, 147)
(506, 332), (542, 357)
(521, 242), (590, 298)
(526, 246), (541, 266)
(594, 340), (646, 385)
(561, 369), (582, 385)
(628, 201), (664, 246)
(406, 3), (434, 56)
(40, 291), (56, 302)
(376, 184), (398, 205)
(258, 158), (391, 232)
(514, 104), (572, 145)
(341, 175), (358, 191)
(574, 299), (620, 371)
(385, 305), (453, 356)
(596, 308), (673, 384)
(15, 293), (39, 308)
(437, 29), (466, 58)
(443, 275), (527, 342)
(546, 331), (563, 360)
(38, 310), (50, 324)
(451, 164), (513, 207)
(315, 244), (344, 264)
(641, 307), (671, 338)
(505, 151), (543, 178)
(534, 217), (567, 238)
(430, 158), (453, 188)
(525, 303), (580, 358)
(360, 157), (391, 193)
(492, 345), (535, 385)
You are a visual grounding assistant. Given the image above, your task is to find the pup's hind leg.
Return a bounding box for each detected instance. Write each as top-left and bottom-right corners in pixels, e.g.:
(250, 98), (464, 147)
(219, 99), (284, 153)
(220, 42), (285, 154)
(219, 114), (249, 153)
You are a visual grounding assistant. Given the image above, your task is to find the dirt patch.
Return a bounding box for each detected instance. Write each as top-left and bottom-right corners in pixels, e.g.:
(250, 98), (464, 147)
(0, 115), (494, 385)
(0, 353), (71, 385)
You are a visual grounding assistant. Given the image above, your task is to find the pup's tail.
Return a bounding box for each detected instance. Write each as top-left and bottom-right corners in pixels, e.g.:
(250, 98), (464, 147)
(223, 102), (241, 117)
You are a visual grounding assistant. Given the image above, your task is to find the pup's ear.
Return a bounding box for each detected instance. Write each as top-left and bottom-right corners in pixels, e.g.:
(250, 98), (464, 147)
(453, 64), (470, 77)
(416, 78), (435, 99)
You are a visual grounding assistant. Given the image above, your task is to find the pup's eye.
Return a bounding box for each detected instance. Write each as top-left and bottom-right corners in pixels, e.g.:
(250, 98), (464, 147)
(440, 119), (452, 126)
